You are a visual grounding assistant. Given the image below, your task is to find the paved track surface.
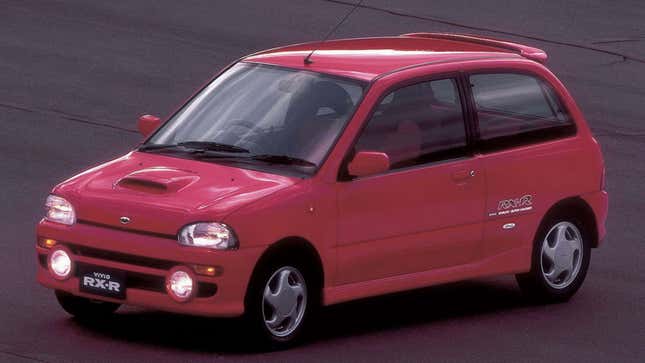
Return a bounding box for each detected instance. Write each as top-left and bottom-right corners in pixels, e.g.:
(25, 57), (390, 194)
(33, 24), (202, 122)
(1, 1), (643, 362)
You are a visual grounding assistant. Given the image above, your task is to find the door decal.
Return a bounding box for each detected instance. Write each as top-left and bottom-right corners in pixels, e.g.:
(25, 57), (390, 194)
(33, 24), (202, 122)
(488, 195), (533, 217)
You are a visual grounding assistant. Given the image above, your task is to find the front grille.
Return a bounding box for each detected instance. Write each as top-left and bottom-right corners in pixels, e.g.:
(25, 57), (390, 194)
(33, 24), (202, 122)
(68, 244), (177, 270)
(77, 219), (176, 240)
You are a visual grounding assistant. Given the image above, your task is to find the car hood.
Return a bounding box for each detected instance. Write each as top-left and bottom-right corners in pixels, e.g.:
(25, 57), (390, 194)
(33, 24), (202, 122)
(53, 151), (301, 236)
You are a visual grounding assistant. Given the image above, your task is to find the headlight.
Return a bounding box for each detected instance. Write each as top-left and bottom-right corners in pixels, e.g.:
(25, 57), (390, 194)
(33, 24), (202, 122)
(178, 222), (238, 250)
(45, 195), (76, 225)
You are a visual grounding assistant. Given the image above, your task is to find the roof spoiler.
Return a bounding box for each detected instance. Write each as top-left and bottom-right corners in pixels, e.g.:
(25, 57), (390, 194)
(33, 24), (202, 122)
(401, 33), (548, 64)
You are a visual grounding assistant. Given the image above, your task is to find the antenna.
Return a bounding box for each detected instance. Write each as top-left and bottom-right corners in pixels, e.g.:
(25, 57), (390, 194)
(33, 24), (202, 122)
(304, 0), (365, 65)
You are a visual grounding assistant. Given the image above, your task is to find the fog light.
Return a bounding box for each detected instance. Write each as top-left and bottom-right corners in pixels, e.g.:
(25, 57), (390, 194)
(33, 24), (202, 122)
(48, 248), (72, 280)
(166, 267), (195, 302)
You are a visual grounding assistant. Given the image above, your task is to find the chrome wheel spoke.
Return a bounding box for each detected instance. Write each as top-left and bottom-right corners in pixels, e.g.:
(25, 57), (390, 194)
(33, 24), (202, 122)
(286, 299), (301, 322)
(568, 237), (582, 254)
(563, 251), (575, 273)
(290, 283), (305, 299)
(555, 224), (568, 246)
(265, 312), (284, 329)
(276, 270), (291, 295)
(546, 263), (563, 280)
(263, 285), (279, 310)
(542, 242), (557, 263)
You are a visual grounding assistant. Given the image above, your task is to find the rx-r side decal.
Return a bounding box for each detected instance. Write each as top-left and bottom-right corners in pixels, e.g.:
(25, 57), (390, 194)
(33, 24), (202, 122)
(488, 194), (533, 217)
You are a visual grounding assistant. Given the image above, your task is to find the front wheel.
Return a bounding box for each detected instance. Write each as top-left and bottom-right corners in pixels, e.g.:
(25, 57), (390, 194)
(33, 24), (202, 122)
(516, 216), (591, 303)
(55, 290), (121, 319)
(246, 262), (314, 349)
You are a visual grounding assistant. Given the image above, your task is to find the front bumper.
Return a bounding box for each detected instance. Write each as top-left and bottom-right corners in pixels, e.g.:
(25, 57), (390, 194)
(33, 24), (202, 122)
(36, 220), (263, 317)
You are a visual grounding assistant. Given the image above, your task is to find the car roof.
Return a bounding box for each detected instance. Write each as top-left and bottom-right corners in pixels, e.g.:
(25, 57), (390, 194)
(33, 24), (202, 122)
(244, 33), (547, 81)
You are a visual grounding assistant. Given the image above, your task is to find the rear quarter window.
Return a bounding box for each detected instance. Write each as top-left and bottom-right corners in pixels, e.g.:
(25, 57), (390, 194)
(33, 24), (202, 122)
(470, 72), (575, 151)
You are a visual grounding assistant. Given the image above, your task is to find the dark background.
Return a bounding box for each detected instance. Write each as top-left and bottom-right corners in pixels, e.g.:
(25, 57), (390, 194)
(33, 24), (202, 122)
(1, 1), (643, 362)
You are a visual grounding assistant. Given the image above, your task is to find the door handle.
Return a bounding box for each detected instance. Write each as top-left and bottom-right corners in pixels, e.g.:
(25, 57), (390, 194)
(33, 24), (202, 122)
(451, 169), (476, 182)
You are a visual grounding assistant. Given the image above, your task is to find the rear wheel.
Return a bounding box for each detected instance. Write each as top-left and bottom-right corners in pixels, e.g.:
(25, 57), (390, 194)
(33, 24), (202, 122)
(246, 260), (315, 349)
(516, 216), (591, 303)
(55, 290), (120, 319)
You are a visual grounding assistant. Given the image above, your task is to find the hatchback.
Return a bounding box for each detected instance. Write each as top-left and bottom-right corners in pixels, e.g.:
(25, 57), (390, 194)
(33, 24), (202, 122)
(37, 33), (608, 348)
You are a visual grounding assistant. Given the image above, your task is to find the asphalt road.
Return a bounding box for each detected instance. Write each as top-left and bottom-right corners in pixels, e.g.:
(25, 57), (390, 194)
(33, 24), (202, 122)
(1, 1), (643, 362)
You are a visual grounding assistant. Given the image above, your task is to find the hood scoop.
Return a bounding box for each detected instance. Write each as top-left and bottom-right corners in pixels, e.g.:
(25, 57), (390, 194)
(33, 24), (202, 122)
(116, 167), (199, 194)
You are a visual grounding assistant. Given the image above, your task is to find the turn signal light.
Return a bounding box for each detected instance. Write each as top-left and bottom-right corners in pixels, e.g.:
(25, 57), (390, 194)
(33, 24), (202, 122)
(192, 265), (221, 277)
(38, 238), (57, 248)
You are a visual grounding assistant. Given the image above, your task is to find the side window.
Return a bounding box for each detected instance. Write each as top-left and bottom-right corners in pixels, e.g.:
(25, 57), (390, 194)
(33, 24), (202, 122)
(430, 79), (458, 105)
(470, 73), (575, 149)
(354, 78), (468, 171)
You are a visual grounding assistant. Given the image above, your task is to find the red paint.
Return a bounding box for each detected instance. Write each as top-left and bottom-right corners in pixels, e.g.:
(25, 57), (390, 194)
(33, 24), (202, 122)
(401, 33), (549, 63)
(347, 151), (390, 177)
(36, 34), (608, 316)
(246, 36), (518, 81)
(137, 114), (161, 137)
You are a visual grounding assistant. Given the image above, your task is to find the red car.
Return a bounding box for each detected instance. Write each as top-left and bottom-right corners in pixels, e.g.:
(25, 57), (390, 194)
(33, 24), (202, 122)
(37, 33), (608, 347)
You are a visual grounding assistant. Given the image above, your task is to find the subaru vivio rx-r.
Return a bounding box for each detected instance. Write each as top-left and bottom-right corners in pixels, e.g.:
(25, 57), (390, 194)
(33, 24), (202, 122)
(37, 33), (608, 348)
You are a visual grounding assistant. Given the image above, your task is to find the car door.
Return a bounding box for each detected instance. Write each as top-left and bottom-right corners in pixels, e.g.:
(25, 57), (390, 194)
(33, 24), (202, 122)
(335, 77), (486, 285)
(468, 72), (579, 263)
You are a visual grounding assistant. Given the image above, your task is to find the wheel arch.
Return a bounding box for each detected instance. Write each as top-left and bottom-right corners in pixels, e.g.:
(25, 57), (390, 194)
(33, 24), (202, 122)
(540, 196), (599, 247)
(244, 236), (325, 309)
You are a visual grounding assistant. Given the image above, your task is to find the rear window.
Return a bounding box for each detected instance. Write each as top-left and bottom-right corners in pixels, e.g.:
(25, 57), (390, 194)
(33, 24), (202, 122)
(470, 73), (575, 150)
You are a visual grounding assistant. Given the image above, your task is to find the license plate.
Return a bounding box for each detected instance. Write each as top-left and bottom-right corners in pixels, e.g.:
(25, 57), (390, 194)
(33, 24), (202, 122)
(78, 265), (126, 300)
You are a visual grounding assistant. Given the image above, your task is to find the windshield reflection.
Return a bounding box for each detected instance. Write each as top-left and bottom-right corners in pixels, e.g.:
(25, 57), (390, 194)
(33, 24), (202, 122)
(144, 63), (365, 173)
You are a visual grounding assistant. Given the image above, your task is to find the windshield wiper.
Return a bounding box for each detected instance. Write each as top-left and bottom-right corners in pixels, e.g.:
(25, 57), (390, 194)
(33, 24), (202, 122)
(196, 153), (316, 167)
(177, 141), (249, 153)
(248, 154), (317, 167)
(139, 143), (179, 151)
(139, 141), (249, 154)
(141, 143), (315, 168)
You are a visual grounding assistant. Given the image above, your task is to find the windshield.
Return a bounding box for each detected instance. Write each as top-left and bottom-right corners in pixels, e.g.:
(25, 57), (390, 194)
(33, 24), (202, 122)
(143, 63), (365, 174)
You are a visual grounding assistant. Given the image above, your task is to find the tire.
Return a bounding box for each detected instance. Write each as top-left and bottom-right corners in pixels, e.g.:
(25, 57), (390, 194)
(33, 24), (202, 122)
(245, 258), (317, 350)
(55, 290), (120, 319)
(516, 214), (591, 303)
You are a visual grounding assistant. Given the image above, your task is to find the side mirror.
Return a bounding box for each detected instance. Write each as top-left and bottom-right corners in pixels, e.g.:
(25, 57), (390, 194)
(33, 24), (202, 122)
(137, 114), (161, 137)
(347, 151), (390, 178)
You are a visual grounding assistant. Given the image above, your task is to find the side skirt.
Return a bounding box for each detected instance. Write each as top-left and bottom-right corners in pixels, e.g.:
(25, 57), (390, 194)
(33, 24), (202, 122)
(322, 246), (531, 306)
